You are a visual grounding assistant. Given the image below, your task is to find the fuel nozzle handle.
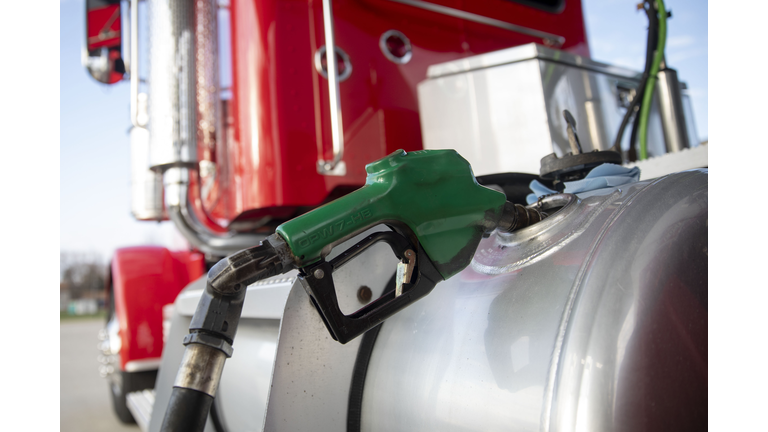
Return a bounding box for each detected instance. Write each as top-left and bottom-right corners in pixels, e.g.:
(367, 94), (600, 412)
(277, 149), (509, 280)
(160, 236), (294, 432)
(280, 150), (545, 344)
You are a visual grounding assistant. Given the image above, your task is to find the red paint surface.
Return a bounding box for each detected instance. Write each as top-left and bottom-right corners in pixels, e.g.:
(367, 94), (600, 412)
(111, 247), (205, 370)
(86, 4), (124, 84)
(205, 0), (589, 224)
(86, 4), (121, 50)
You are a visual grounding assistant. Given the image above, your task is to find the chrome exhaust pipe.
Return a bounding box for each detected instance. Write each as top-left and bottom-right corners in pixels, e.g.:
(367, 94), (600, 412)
(147, 0), (264, 257)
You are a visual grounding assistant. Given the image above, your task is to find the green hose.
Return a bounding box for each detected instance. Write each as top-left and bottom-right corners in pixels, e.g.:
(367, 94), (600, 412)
(638, 0), (667, 160)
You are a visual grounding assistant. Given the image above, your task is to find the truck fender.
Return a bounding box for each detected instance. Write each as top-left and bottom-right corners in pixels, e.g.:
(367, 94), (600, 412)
(110, 246), (204, 372)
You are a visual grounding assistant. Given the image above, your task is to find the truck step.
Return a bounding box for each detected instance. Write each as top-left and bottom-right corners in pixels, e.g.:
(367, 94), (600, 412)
(126, 389), (155, 432)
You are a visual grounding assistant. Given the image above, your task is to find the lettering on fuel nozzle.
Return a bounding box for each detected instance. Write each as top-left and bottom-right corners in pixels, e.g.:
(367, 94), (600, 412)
(298, 208), (373, 248)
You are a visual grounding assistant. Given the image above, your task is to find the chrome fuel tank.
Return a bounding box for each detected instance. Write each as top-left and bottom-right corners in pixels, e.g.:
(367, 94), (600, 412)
(264, 169), (707, 431)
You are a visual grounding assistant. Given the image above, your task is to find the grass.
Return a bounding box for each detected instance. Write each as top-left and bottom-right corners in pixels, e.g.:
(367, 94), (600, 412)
(60, 310), (107, 321)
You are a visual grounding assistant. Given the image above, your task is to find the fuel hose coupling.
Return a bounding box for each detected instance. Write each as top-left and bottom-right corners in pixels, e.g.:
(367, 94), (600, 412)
(173, 333), (232, 396)
(497, 201), (545, 233)
(162, 333), (234, 432)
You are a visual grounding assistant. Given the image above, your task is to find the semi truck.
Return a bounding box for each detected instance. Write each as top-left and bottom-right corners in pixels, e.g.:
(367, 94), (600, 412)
(85, 0), (707, 430)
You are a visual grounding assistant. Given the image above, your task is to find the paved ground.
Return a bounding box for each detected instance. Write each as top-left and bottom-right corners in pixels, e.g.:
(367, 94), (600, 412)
(61, 318), (139, 432)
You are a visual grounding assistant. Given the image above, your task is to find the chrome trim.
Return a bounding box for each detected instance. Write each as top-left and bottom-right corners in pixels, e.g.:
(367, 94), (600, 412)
(656, 68), (691, 152)
(130, 122), (164, 220)
(379, 30), (412, 64)
(147, 0), (196, 168)
(317, 0), (346, 175)
(97, 317), (121, 379)
(130, 0), (143, 127)
(526, 192), (577, 214)
(166, 168), (266, 257)
(176, 271), (297, 319)
(173, 343), (227, 397)
(314, 46), (352, 82)
(384, 0), (565, 47)
(126, 389), (155, 432)
(124, 0), (131, 74)
(128, 0), (158, 222)
(125, 358), (163, 373)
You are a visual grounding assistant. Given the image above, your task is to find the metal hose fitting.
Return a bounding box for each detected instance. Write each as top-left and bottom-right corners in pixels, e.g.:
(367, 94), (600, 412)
(497, 201), (546, 233)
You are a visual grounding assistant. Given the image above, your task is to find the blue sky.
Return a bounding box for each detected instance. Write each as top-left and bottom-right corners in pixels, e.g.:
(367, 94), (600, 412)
(61, 0), (185, 260)
(583, 0), (707, 139)
(60, 0), (708, 259)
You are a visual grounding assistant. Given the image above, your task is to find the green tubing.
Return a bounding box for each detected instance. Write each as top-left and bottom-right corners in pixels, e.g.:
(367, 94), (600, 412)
(638, 0), (667, 160)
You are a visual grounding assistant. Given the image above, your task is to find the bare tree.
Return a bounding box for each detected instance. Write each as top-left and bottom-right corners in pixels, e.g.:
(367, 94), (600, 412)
(60, 251), (107, 300)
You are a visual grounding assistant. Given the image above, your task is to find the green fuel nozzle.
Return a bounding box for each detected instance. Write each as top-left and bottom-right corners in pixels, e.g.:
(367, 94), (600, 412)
(278, 149), (508, 278)
(274, 149), (542, 343)
(161, 149), (543, 431)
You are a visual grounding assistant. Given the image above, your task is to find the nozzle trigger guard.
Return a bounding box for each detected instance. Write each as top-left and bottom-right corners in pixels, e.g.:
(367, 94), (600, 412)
(298, 230), (443, 344)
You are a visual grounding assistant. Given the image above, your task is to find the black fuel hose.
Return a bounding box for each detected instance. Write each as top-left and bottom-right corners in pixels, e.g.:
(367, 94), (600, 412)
(347, 322), (385, 432)
(160, 387), (213, 432)
(210, 394), (229, 432)
(160, 236), (294, 432)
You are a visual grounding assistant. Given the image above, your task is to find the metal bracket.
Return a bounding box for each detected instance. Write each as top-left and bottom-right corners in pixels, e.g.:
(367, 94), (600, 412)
(317, 160), (347, 176)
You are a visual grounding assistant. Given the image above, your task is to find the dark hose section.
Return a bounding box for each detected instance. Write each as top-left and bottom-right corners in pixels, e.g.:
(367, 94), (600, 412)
(347, 323), (385, 432)
(160, 237), (293, 432)
(160, 387), (214, 432)
(210, 395), (229, 432)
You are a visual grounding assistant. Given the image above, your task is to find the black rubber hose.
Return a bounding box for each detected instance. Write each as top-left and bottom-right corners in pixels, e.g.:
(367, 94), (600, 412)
(612, 1), (658, 153)
(160, 387), (213, 432)
(628, 96), (644, 161)
(628, 108), (640, 162)
(210, 394), (229, 432)
(347, 273), (395, 432)
(347, 323), (384, 432)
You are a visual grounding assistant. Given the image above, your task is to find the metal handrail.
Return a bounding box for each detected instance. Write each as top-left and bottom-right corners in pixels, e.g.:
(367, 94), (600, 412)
(317, 0), (346, 175)
(129, 0), (144, 127)
(386, 0), (565, 47)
